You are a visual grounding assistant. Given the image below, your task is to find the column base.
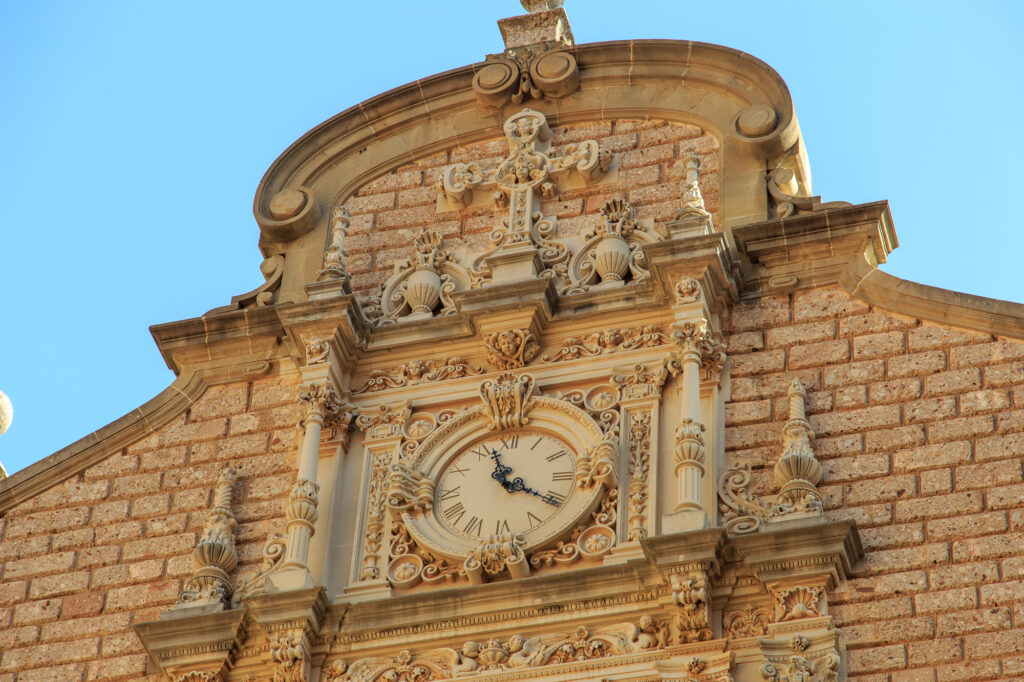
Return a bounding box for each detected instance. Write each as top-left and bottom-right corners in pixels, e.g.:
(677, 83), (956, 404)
(603, 540), (645, 566)
(264, 567), (314, 593)
(341, 579), (393, 603)
(661, 508), (709, 534)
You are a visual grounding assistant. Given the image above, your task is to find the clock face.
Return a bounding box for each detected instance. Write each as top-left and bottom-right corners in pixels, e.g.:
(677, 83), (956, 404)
(435, 432), (577, 541)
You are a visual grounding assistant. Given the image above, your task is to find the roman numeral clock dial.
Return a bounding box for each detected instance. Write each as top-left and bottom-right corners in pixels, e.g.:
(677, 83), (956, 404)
(436, 433), (577, 540)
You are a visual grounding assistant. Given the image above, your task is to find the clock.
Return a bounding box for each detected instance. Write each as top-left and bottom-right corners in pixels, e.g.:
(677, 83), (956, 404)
(384, 373), (618, 587)
(435, 432), (578, 542)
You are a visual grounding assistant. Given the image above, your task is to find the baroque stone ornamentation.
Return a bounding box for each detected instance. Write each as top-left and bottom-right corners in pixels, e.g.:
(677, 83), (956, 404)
(316, 204), (351, 282)
(627, 411), (652, 542)
(359, 449), (394, 582)
(362, 228), (471, 326)
(726, 605), (772, 638)
(472, 41), (579, 109)
(435, 108), (611, 287)
(560, 198), (660, 295)
(386, 521), (463, 590)
(356, 402), (412, 442)
(767, 167), (849, 219)
(176, 467), (238, 607)
(464, 533), (530, 583)
(760, 650), (840, 682)
(231, 530), (286, 606)
(212, 254), (285, 312)
(773, 586), (824, 622)
(612, 361), (669, 402)
(718, 379), (824, 534)
(385, 463), (434, 515)
(269, 630), (308, 682)
(484, 327), (540, 370)
(172, 673), (218, 682)
(286, 478), (320, 528)
(303, 336), (330, 365)
(329, 618), (669, 681)
(530, 486), (618, 568)
(540, 324), (672, 363)
(665, 148), (714, 236)
(354, 357), (484, 394)
(675, 276), (703, 304)
(297, 382), (340, 424)
(773, 380), (824, 514)
(544, 384), (621, 436)
(480, 371), (536, 429)
(672, 573), (712, 643)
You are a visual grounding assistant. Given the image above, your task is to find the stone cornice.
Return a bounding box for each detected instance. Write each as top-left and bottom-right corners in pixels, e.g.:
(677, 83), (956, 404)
(0, 370), (207, 515)
(842, 256), (1024, 340)
(732, 200), (897, 295)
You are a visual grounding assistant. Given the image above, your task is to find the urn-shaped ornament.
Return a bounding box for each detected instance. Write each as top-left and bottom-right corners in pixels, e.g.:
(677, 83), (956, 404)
(405, 266), (442, 315)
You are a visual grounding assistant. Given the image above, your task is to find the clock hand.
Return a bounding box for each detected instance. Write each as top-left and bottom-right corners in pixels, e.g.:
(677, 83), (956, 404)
(490, 450), (561, 506)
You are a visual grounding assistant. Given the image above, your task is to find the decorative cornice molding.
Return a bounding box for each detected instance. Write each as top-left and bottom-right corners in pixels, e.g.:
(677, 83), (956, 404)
(0, 370), (206, 514)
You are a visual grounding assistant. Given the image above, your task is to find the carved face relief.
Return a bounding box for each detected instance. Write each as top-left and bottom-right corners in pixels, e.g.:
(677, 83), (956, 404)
(436, 433), (577, 540)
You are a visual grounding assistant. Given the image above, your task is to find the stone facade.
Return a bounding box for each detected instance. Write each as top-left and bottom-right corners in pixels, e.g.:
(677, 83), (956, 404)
(2, 5), (1023, 682)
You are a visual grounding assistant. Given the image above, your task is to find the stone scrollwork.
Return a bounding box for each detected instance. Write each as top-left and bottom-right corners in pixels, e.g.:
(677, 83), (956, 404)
(544, 384), (620, 436)
(575, 434), (618, 490)
(387, 521), (462, 590)
(719, 379), (823, 535)
(359, 449), (394, 582)
(480, 371), (537, 429)
(464, 533), (530, 583)
(484, 328), (540, 370)
(612, 361), (669, 403)
(330, 618), (670, 681)
(385, 463), (434, 516)
(530, 486), (617, 568)
(472, 41), (579, 109)
(175, 467), (238, 608)
(231, 530), (286, 606)
(767, 167), (850, 219)
(356, 402), (412, 442)
(672, 573), (712, 644)
(355, 357), (484, 394)
(560, 198), (660, 294)
(542, 324), (672, 363)
(726, 605), (772, 638)
(761, 651), (840, 682)
(362, 228), (471, 326)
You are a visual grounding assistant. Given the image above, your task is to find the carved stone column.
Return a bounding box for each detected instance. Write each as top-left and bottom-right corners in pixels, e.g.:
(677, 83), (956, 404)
(664, 319), (713, 532)
(347, 401), (411, 601)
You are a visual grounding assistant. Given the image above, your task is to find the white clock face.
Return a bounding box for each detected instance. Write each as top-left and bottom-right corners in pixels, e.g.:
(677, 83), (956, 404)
(435, 432), (577, 541)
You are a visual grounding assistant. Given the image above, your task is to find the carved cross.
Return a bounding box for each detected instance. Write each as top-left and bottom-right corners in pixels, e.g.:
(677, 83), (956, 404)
(436, 108), (612, 284)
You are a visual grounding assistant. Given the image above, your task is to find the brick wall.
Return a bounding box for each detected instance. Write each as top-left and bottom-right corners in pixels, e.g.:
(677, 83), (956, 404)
(726, 286), (1024, 681)
(344, 119), (721, 297)
(0, 376), (299, 681)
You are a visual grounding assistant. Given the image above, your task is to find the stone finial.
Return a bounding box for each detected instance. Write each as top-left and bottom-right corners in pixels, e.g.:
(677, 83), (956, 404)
(316, 204), (352, 283)
(174, 468), (239, 609)
(772, 380), (823, 514)
(666, 148), (714, 238)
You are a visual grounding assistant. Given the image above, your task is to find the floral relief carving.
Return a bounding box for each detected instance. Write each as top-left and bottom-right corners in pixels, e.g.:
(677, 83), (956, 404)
(726, 605), (772, 638)
(328, 618), (669, 681)
(761, 650), (840, 682)
(540, 325), (671, 362)
(386, 521), (463, 590)
(464, 533), (530, 583)
(354, 357), (484, 394)
(559, 198), (661, 295)
(627, 411), (652, 542)
(172, 673), (218, 682)
(356, 403), (412, 442)
(672, 573), (712, 643)
(297, 382), (340, 423)
(484, 328), (540, 370)
(359, 449), (394, 582)
(612, 361), (669, 402)
(544, 385), (620, 436)
(269, 631), (308, 682)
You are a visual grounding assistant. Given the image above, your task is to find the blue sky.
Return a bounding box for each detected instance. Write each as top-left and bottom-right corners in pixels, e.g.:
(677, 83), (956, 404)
(1, 1), (1022, 474)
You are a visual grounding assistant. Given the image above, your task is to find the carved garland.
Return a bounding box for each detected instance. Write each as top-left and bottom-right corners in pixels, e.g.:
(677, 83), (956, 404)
(355, 358), (484, 394)
(540, 325), (672, 363)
